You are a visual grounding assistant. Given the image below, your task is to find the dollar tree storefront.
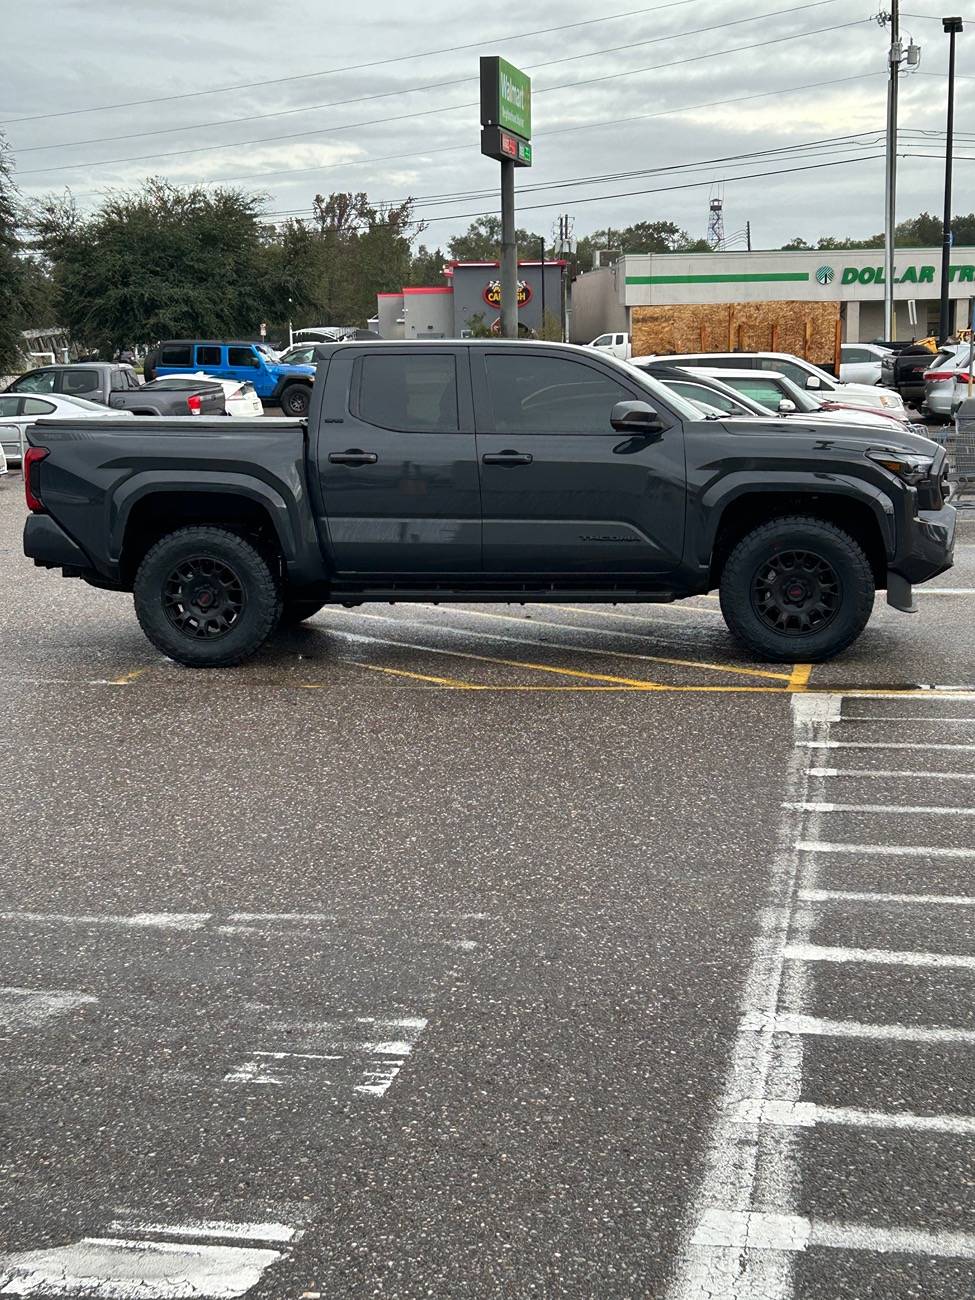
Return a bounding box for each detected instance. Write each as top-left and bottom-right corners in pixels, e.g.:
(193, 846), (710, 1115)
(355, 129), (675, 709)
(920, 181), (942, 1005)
(571, 248), (975, 347)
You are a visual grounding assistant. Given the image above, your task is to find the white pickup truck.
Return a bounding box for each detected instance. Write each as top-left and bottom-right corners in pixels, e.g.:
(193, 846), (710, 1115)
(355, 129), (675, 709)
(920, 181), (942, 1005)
(587, 331), (631, 361)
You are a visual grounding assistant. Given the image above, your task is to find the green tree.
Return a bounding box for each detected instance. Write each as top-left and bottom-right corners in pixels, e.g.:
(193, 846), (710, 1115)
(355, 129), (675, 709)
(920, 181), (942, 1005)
(0, 137), (37, 370)
(447, 215), (546, 262)
(32, 178), (269, 353)
(407, 243), (448, 286)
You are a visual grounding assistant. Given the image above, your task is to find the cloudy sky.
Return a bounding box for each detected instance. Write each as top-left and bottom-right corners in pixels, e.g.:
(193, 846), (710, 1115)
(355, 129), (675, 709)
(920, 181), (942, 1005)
(1, 0), (969, 254)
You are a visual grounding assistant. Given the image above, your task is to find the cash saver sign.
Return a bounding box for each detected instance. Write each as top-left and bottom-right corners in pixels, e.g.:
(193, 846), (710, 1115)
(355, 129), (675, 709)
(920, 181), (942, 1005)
(833, 263), (975, 286)
(480, 56), (532, 140)
(483, 279), (532, 309)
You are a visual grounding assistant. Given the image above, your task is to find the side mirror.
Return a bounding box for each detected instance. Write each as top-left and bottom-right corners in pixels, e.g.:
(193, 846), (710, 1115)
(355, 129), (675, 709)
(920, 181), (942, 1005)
(778, 399), (797, 414)
(610, 400), (663, 433)
(805, 375), (821, 390)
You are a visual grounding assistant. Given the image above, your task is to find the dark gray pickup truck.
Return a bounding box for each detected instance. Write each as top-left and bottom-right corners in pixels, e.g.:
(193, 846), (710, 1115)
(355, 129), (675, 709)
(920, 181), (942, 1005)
(23, 341), (955, 668)
(5, 363), (225, 417)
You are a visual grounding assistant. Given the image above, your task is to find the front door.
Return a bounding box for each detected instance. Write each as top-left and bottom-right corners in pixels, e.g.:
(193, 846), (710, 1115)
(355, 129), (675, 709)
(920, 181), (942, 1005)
(472, 349), (686, 575)
(315, 348), (480, 574)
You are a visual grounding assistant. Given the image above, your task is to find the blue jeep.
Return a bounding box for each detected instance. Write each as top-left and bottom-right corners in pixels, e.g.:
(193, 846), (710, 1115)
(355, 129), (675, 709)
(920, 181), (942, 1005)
(146, 339), (316, 416)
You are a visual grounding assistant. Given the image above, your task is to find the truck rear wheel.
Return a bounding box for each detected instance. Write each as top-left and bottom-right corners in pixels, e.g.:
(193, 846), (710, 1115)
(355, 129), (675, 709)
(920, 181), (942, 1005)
(719, 516), (875, 662)
(133, 527), (282, 668)
(279, 383), (310, 417)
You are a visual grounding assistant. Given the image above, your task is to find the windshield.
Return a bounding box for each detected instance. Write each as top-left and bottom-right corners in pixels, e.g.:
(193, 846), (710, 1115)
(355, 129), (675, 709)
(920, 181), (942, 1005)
(619, 361), (706, 421)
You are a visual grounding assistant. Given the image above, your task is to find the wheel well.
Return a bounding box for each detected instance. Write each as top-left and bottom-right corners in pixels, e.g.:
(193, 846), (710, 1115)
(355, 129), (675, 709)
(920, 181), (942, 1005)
(709, 493), (888, 588)
(120, 492), (282, 584)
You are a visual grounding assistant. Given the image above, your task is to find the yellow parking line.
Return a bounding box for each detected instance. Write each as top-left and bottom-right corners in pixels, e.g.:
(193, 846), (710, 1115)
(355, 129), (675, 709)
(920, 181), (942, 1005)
(788, 664), (813, 692)
(381, 605), (791, 682)
(109, 668), (147, 685)
(353, 664), (482, 689)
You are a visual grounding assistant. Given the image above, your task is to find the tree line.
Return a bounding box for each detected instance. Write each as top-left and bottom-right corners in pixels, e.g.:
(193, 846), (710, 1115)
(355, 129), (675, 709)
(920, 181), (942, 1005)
(3, 132), (975, 371)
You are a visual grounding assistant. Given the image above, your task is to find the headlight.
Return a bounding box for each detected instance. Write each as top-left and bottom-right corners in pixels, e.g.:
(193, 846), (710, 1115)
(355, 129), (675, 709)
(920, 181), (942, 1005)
(866, 448), (934, 485)
(878, 395), (893, 407)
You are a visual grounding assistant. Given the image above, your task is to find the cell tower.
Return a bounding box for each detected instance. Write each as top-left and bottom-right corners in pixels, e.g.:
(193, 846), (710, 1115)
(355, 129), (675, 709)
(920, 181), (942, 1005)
(707, 196), (726, 250)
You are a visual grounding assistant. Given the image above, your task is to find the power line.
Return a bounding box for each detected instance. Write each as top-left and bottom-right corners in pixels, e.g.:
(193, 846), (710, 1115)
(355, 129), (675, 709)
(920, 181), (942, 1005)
(12, 15), (871, 179)
(48, 71), (886, 203)
(11, 0), (846, 155)
(0, 0), (699, 125)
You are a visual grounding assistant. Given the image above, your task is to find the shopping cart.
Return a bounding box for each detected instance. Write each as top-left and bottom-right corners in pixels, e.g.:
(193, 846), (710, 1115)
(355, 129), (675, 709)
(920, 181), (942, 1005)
(947, 397), (975, 505)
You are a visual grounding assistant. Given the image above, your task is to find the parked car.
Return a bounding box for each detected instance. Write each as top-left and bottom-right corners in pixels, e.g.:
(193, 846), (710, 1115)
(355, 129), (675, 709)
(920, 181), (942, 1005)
(4, 364), (224, 416)
(23, 340), (953, 669)
(144, 373), (263, 418)
(922, 347), (975, 422)
(880, 342), (940, 407)
(678, 367), (921, 433)
(144, 340), (316, 416)
(0, 392), (135, 465)
(839, 342), (892, 385)
(588, 332), (632, 361)
(635, 350), (907, 416)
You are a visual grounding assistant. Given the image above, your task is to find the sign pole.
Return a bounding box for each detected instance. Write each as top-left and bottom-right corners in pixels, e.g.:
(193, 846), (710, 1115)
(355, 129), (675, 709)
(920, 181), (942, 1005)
(500, 161), (518, 340)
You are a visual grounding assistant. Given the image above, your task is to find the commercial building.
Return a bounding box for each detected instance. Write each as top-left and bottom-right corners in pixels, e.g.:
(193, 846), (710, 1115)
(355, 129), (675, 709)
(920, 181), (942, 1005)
(374, 260), (566, 339)
(571, 247), (975, 347)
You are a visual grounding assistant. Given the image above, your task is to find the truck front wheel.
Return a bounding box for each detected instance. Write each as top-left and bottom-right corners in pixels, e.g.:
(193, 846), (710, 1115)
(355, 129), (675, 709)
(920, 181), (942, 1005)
(719, 516), (875, 662)
(279, 383), (310, 417)
(133, 527), (282, 668)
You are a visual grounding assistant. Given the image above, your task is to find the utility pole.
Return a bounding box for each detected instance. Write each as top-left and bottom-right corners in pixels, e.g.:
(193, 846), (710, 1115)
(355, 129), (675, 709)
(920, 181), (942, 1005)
(883, 1), (901, 341)
(746, 221), (752, 253)
(939, 17), (964, 344)
(539, 235), (547, 336)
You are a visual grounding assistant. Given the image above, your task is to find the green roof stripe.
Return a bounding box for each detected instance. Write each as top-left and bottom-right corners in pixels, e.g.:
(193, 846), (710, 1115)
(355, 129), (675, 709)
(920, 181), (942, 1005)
(626, 272), (810, 285)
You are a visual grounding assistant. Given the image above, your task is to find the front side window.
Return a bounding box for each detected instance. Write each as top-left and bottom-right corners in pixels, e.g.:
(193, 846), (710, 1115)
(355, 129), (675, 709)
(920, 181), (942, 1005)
(591, 335), (611, 347)
(13, 370), (56, 394)
(0, 396), (22, 415)
(197, 346), (222, 366)
(22, 398), (56, 415)
(228, 347), (260, 368)
(723, 377), (788, 409)
(670, 382), (749, 415)
(159, 344), (193, 367)
(843, 347), (869, 363)
(357, 354), (458, 433)
(61, 369), (100, 395)
(483, 354), (635, 435)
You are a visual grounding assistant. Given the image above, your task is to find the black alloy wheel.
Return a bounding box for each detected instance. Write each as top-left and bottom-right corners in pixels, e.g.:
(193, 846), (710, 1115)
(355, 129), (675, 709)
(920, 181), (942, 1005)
(750, 549), (841, 637)
(163, 555), (245, 640)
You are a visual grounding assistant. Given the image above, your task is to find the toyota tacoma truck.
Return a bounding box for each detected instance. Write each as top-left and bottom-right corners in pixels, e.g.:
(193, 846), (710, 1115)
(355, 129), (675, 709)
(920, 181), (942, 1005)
(22, 341), (955, 668)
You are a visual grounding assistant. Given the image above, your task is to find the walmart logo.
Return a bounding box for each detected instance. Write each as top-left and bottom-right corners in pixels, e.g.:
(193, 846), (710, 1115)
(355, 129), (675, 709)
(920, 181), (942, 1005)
(815, 265), (835, 286)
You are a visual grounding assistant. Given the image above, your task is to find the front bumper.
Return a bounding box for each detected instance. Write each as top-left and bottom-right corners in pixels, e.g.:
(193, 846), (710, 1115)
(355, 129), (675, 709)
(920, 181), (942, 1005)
(890, 502), (956, 585)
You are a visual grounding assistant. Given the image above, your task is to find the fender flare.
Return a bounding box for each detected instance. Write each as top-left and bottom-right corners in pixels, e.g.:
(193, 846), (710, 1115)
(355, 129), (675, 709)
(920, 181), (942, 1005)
(270, 375), (314, 403)
(109, 471), (303, 574)
(697, 472), (897, 567)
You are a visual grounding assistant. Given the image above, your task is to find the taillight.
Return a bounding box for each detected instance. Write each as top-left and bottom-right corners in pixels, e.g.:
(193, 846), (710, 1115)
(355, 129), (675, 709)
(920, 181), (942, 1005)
(187, 394), (202, 415)
(924, 371), (956, 382)
(24, 446), (49, 513)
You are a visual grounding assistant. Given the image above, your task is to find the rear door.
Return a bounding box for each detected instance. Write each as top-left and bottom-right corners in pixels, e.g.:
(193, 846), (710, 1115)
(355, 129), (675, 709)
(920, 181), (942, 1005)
(314, 346), (480, 573)
(472, 349), (686, 576)
(56, 368), (104, 402)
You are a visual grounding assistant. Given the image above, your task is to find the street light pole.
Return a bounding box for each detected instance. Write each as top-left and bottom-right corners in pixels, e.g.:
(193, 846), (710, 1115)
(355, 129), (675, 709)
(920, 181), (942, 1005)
(939, 17), (964, 344)
(883, 0), (901, 341)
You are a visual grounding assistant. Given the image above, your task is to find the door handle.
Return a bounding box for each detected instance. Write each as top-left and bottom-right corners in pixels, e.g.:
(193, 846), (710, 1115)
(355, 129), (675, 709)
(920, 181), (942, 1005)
(328, 449), (378, 466)
(482, 451), (533, 466)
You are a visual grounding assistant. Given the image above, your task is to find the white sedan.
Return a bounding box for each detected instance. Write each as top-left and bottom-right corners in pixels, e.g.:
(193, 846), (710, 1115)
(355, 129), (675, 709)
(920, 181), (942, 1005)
(0, 392), (134, 465)
(162, 373), (264, 418)
(839, 342), (892, 385)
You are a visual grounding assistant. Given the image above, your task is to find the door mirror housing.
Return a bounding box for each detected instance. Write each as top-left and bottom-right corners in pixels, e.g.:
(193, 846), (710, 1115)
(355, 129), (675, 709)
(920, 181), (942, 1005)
(610, 400), (664, 433)
(778, 398), (797, 414)
(805, 375), (822, 390)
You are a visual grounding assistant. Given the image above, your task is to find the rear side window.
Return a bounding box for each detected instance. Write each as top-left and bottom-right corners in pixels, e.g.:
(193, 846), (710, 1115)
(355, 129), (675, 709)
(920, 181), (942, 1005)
(228, 347), (260, 368)
(197, 345), (222, 366)
(61, 369), (100, 395)
(22, 398), (56, 414)
(160, 344), (193, 367)
(0, 396), (22, 415)
(357, 354), (458, 433)
(670, 382), (748, 415)
(725, 377), (787, 408)
(757, 357), (810, 386)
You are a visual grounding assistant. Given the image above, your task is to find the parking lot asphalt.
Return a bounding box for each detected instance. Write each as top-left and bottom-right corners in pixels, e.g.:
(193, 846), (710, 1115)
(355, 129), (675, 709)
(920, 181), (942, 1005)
(0, 473), (973, 1299)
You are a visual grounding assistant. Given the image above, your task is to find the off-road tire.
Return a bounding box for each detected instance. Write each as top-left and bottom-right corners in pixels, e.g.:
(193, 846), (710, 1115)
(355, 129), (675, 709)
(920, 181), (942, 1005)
(134, 526), (282, 668)
(719, 515), (875, 663)
(279, 383), (311, 417)
(280, 598), (326, 626)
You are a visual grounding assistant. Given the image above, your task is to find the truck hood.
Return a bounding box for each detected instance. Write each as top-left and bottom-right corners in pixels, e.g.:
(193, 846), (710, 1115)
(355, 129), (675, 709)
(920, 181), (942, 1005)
(268, 362), (316, 378)
(717, 416), (942, 458)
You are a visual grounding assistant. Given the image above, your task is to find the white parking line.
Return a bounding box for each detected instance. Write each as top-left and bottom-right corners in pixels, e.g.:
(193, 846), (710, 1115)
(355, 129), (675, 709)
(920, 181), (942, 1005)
(0, 987), (96, 1032)
(742, 1012), (975, 1044)
(735, 1099), (975, 1135)
(785, 943), (975, 970)
(802, 741), (975, 751)
(797, 840), (975, 858)
(835, 715), (975, 724)
(807, 769), (975, 780)
(691, 1210), (975, 1259)
(0, 912), (211, 930)
(916, 588), (975, 595)
(104, 1221), (298, 1245)
(788, 801), (975, 815)
(799, 888), (975, 907)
